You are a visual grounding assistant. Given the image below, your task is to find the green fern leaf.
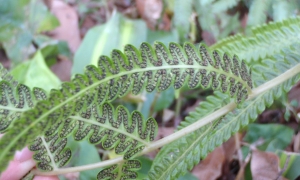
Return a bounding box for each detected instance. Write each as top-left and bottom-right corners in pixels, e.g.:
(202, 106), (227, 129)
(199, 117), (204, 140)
(29, 102), (157, 172)
(61, 103), (157, 160)
(0, 64), (47, 132)
(0, 41), (253, 172)
(97, 160), (141, 180)
(148, 124), (213, 180)
(148, 77), (298, 180)
(147, 40), (300, 180)
(29, 133), (71, 171)
(212, 17), (300, 62)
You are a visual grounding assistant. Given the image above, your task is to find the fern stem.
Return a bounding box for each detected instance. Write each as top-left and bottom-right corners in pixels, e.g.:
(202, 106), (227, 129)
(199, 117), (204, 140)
(33, 63), (300, 176)
(249, 63), (300, 99)
(40, 136), (58, 170)
(0, 105), (28, 112)
(143, 102), (237, 153)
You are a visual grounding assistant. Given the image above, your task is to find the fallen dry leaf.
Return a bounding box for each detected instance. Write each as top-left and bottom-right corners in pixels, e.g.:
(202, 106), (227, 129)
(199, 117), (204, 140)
(192, 146), (225, 180)
(162, 109), (175, 123)
(192, 136), (238, 179)
(156, 126), (174, 140)
(202, 31), (216, 46)
(289, 81), (300, 108)
(80, 15), (97, 37)
(50, 57), (72, 81)
(258, 109), (282, 123)
(293, 132), (300, 152)
(43, 0), (52, 8)
(223, 135), (238, 162)
(136, 0), (162, 21)
(0, 49), (10, 68)
(48, 0), (81, 53)
(251, 150), (287, 180)
(63, 172), (80, 180)
(113, 0), (139, 18)
(136, 0), (170, 30)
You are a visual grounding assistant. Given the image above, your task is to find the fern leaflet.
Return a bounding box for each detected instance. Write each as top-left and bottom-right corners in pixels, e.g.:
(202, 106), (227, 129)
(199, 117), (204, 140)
(212, 17), (300, 62)
(97, 160), (141, 180)
(30, 134), (71, 171)
(148, 40), (300, 180)
(0, 64), (47, 132)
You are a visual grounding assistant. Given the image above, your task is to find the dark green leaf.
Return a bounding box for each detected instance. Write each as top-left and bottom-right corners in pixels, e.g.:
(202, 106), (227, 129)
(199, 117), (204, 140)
(244, 124), (294, 152)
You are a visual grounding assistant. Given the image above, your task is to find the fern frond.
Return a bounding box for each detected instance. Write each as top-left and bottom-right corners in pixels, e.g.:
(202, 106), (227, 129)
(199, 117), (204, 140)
(148, 42), (300, 179)
(60, 103), (157, 160)
(29, 133), (71, 171)
(206, 78), (297, 151)
(212, 17), (300, 62)
(148, 123), (213, 180)
(0, 64), (47, 131)
(97, 160), (141, 180)
(148, 76), (299, 180)
(0, 42), (253, 171)
(0, 65), (19, 86)
(0, 64), (69, 172)
(29, 102), (157, 172)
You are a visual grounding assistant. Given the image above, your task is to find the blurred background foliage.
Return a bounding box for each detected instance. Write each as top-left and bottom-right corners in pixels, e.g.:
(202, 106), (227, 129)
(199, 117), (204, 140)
(1, 0), (300, 179)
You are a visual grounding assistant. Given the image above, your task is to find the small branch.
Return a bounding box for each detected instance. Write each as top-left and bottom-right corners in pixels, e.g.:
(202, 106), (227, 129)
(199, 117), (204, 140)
(33, 63), (300, 176)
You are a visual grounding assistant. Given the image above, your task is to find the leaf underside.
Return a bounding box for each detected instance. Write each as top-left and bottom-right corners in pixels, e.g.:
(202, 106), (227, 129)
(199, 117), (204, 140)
(0, 41), (253, 176)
